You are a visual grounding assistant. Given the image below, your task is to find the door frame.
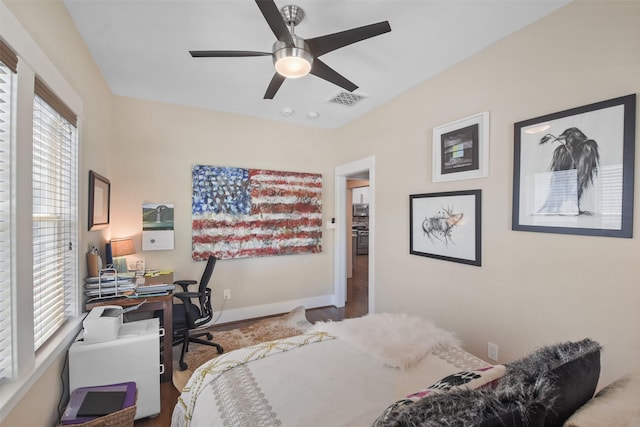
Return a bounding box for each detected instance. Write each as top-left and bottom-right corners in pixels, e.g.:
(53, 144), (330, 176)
(333, 156), (375, 313)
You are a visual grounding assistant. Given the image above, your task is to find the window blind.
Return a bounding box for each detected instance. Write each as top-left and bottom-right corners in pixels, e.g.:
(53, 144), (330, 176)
(32, 80), (78, 350)
(0, 40), (18, 73)
(0, 59), (15, 380)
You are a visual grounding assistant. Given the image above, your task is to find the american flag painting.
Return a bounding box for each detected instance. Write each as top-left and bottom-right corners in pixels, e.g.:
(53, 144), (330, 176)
(191, 165), (323, 260)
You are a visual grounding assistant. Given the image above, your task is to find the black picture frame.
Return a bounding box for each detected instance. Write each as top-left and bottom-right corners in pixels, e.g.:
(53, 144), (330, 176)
(88, 170), (110, 231)
(512, 94), (636, 238)
(410, 189), (481, 266)
(432, 112), (489, 182)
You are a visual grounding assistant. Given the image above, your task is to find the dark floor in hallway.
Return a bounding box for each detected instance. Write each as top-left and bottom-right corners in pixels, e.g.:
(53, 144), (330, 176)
(305, 253), (369, 323)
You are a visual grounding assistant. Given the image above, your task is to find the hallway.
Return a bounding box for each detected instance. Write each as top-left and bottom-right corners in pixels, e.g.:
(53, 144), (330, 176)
(305, 254), (368, 323)
(347, 254), (369, 315)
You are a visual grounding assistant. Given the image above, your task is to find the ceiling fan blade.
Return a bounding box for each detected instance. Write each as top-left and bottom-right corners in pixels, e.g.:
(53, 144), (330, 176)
(190, 50), (272, 58)
(264, 73), (286, 99)
(310, 59), (358, 92)
(306, 21), (391, 57)
(255, 0), (294, 45)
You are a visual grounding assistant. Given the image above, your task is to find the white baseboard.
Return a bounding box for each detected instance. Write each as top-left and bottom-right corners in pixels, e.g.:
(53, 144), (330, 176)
(213, 294), (335, 325)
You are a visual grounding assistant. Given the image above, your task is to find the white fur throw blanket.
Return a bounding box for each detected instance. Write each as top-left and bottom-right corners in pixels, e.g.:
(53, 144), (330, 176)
(311, 313), (460, 370)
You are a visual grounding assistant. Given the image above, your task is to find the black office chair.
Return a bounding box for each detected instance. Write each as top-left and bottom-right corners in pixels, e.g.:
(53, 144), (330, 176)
(172, 255), (223, 371)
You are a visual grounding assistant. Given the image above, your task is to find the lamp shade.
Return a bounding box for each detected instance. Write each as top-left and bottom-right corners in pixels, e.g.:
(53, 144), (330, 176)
(110, 238), (135, 257)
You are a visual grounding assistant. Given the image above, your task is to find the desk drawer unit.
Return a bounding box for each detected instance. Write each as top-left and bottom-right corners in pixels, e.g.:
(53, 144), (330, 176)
(68, 318), (161, 419)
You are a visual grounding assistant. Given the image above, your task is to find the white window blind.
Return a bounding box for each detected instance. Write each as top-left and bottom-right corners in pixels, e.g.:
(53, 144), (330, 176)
(0, 55), (16, 380)
(32, 80), (77, 350)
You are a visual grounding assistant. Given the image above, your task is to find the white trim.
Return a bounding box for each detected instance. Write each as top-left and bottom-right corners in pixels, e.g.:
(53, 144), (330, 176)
(214, 294), (335, 325)
(333, 175), (347, 306)
(334, 156), (375, 313)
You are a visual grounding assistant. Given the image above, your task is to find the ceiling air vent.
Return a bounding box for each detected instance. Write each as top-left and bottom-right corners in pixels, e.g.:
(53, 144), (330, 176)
(328, 91), (367, 107)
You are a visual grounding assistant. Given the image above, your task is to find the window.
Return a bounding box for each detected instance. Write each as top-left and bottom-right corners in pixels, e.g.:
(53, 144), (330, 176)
(0, 44), (17, 381)
(0, 8), (83, 415)
(32, 79), (78, 350)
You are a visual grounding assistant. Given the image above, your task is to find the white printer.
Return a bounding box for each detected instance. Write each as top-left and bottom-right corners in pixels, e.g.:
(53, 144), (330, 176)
(82, 305), (123, 344)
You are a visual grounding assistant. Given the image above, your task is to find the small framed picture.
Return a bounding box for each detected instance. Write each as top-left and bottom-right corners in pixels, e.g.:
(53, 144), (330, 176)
(410, 189), (481, 266)
(512, 94), (636, 237)
(432, 112), (489, 182)
(88, 170), (110, 231)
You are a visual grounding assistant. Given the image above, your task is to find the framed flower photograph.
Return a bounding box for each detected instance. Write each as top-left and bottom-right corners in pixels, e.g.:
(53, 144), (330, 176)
(512, 94), (636, 238)
(410, 189), (481, 266)
(432, 112), (489, 182)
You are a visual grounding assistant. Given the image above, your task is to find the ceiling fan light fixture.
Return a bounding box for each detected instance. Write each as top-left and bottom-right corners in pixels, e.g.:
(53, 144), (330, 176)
(273, 36), (313, 78)
(274, 47), (313, 78)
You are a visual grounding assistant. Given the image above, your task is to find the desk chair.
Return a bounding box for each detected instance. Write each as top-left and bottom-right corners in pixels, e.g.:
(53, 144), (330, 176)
(172, 255), (223, 370)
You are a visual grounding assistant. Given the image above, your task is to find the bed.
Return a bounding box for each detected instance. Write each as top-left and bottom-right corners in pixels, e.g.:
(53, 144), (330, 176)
(171, 313), (502, 427)
(171, 313), (602, 427)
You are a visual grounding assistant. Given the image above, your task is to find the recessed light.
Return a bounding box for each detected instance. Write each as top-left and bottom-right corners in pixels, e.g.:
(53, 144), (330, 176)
(306, 112), (319, 120)
(281, 107), (295, 117)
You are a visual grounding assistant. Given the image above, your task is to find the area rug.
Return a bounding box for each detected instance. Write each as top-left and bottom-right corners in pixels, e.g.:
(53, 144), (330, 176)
(172, 305), (312, 391)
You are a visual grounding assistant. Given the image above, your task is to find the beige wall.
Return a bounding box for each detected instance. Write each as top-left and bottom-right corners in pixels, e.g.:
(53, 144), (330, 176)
(337, 0), (640, 388)
(4, 0), (640, 424)
(108, 96), (337, 312)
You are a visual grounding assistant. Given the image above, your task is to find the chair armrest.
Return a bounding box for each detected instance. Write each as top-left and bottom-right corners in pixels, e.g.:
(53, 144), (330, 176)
(173, 291), (201, 303)
(174, 279), (198, 292)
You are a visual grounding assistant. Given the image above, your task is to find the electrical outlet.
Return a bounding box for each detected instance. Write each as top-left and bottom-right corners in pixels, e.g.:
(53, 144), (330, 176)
(223, 289), (231, 300)
(488, 342), (499, 362)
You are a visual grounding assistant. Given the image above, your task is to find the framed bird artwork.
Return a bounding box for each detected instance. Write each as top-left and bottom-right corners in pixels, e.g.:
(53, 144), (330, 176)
(512, 94), (636, 238)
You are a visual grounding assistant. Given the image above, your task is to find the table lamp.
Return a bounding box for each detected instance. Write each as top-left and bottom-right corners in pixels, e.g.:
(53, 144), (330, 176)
(110, 237), (135, 273)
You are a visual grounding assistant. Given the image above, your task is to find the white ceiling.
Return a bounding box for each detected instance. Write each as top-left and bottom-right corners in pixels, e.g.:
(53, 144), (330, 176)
(63, 0), (569, 129)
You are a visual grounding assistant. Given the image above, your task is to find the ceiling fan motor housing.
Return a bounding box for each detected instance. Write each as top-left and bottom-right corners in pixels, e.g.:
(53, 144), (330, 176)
(280, 5), (305, 27)
(272, 36), (314, 78)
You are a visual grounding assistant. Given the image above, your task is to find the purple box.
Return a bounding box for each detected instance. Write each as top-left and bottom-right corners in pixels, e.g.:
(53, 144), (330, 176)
(60, 382), (136, 425)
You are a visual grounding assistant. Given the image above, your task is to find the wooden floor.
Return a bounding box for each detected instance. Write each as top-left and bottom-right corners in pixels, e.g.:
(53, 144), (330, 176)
(135, 255), (369, 427)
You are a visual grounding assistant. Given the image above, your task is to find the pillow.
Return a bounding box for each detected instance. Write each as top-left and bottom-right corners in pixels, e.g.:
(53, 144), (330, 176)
(373, 378), (555, 427)
(506, 338), (601, 375)
(406, 365), (506, 400)
(372, 339), (601, 427)
(505, 338), (601, 426)
(564, 367), (640, 427)
(373, 365), (506, 426)
(311, 313), (460, 370)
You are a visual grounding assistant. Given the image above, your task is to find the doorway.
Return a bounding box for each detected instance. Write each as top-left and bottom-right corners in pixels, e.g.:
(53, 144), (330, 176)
(334, 156), (374, 314)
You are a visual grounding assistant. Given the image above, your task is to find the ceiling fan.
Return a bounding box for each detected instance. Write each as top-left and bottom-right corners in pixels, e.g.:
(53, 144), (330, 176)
(189, 0), (391, 99)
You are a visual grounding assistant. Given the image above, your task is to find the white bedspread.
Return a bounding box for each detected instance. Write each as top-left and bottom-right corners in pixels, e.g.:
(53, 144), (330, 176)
(172, 315), (488, 427)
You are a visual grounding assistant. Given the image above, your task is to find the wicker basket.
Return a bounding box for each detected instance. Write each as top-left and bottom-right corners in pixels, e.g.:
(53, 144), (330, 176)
(58, 392), (137, 427)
